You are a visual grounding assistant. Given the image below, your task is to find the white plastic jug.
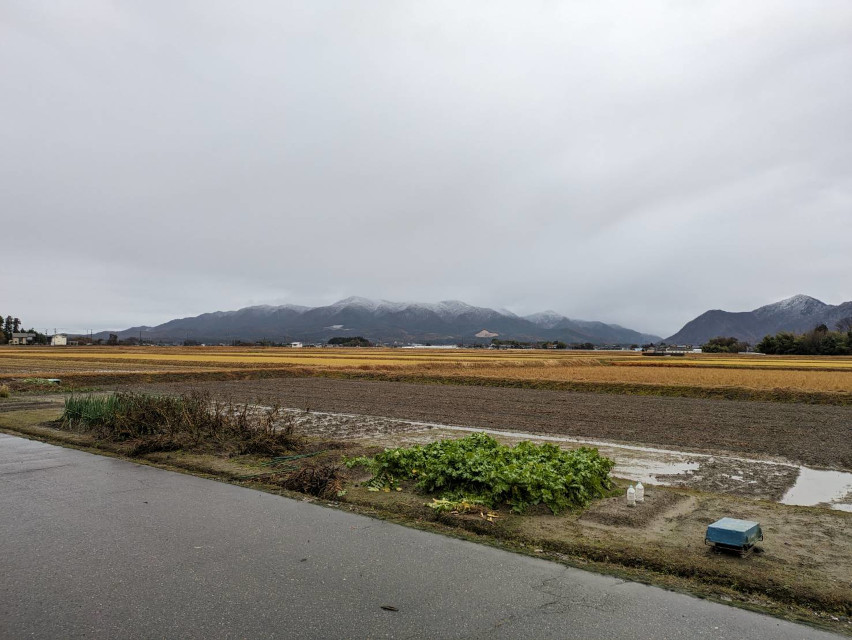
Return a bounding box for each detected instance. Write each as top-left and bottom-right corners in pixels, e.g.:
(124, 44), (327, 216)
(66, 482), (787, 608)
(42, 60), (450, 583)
(635, 482), (644, 503)
(626, 485), (636, 507)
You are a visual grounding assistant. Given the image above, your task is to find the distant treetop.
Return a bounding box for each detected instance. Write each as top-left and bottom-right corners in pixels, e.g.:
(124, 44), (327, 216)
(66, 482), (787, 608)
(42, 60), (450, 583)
(328, 336), (372, 347)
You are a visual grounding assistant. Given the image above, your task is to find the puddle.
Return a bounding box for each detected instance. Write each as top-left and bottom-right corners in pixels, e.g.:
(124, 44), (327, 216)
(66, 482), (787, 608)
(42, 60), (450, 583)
(275, 407), (852, 511)
(613, 460), (700, 486)
(781, 467), (852, 512)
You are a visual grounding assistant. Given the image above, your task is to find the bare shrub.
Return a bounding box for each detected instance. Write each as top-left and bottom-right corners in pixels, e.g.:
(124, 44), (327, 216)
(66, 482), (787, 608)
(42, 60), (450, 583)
(280, 463), (343, 498)
(61, 392), (301, 456)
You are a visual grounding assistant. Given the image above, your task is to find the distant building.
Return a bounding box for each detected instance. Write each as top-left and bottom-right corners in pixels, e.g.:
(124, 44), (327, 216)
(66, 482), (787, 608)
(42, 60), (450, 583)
(10, 333), (36, 345)
(290, 342), (303, 348)
(642, 345), (688, 357)
(50, 334), (67, 346)
(401, 344), (459, 349)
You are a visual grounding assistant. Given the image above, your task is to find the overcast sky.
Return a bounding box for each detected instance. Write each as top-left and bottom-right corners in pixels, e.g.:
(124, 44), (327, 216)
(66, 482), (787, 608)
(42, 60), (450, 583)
(2, 1), (850, 336)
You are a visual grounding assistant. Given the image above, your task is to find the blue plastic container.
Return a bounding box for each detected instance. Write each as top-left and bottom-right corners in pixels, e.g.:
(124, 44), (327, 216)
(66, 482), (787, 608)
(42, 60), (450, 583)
(705, 518), (763, 553)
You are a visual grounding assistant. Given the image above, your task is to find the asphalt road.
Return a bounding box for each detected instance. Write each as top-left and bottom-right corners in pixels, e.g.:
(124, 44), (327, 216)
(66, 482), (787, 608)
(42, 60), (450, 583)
(0, 433), (842, 640)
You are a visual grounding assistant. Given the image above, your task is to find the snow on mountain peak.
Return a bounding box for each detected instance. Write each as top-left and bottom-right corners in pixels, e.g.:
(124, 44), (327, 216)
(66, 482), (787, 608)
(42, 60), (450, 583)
(756, 294), (826, 314)
(244, 304), (308, 314)
(326, 298), (501, 320)
(525, 310), (567, 328)
(779, 294), (823, 307)
(432, 300), (477, 315)
(330, 296), (382, 311)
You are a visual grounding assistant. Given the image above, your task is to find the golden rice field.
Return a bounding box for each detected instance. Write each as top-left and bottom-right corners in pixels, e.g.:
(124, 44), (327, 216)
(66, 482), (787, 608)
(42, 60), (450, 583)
(429, 361), (852, 393)
(2, 346), (852, 396)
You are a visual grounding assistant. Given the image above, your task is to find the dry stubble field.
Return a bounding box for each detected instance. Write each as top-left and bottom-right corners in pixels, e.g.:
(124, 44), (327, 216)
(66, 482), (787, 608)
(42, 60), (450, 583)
(2, 346), (852, 399)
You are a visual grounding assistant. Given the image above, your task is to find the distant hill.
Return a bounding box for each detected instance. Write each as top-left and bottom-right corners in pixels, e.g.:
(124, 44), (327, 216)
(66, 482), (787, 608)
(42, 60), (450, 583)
(94, 296), (661, 345)
(666, 295), (852, 345)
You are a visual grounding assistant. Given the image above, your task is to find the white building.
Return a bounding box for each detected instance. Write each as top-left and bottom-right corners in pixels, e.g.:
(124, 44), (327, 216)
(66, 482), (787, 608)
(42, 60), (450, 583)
(290, 342), (303, 348)
(50, 334), (68, 346)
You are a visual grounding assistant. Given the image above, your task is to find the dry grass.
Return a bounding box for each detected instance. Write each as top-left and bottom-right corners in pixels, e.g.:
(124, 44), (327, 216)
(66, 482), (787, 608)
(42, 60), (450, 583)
(60, 391), (301, 457)
(407, 361), (852, 393)
(2, 346), (851, 397)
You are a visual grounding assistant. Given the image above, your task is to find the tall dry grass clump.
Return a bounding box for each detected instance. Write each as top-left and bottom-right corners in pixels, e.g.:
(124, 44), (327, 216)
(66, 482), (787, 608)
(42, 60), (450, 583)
(61, 391), (299, 456)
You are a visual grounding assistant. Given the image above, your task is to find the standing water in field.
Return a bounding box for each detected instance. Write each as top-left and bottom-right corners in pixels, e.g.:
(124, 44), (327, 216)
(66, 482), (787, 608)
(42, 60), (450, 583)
(781, 467), (852, 512)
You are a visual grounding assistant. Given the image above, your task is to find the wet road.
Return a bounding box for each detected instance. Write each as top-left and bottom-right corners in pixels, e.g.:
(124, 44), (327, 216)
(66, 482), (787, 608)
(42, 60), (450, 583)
(0, 433), (842, 639)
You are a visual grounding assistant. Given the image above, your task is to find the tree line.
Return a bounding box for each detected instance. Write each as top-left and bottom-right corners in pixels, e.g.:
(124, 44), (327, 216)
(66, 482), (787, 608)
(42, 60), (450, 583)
(700, 318), (852, 355)
(328, 336), (373, 347)
(0, 315), (49, 345)
(700, 336), (750, 353)
(756, 320), (852, 355)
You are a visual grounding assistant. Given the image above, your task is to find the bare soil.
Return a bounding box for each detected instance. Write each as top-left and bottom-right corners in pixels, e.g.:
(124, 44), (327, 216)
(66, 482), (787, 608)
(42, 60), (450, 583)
(656, 457), (800, 501)
(125, 378), (852, 470)
(0, 400), (57, 413)
(580, 487), (689, 528)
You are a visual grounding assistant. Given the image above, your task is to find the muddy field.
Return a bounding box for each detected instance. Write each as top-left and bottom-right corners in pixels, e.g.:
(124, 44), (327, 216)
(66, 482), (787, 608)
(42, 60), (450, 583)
(126, 377), (852, 470)
(272, 412), (817, 504)
(2, 391), (850, 627)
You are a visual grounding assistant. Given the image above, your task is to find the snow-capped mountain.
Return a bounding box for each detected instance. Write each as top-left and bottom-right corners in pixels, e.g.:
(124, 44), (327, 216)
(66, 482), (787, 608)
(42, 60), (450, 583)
(524, 310), (566, 329)
(752, 294), (829, 319)
(666, 295), (852, 345)
(97, 297), (661, 345)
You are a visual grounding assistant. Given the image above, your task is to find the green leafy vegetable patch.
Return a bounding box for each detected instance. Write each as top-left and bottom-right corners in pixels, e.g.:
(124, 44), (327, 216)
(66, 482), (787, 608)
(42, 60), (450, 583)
(347, 432), (615, 514)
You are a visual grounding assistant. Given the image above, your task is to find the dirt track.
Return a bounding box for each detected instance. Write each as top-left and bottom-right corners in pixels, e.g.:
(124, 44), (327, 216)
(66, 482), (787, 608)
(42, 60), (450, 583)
(127, 378), (852, 470)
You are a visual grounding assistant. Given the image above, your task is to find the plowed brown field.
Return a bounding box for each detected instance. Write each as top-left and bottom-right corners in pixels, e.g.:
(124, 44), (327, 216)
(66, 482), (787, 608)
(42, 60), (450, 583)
(126, 377), (852, 470)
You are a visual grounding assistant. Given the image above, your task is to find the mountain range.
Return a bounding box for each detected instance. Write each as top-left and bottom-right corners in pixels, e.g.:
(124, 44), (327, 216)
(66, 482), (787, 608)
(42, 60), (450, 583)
(93, 294), (852, 347)
(665, 294), (852, 345)
(96, 297), (662, 345)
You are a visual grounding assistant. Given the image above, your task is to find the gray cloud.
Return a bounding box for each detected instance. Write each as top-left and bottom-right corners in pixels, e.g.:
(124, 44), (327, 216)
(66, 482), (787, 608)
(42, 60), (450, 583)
(2, 1), (850, 335)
